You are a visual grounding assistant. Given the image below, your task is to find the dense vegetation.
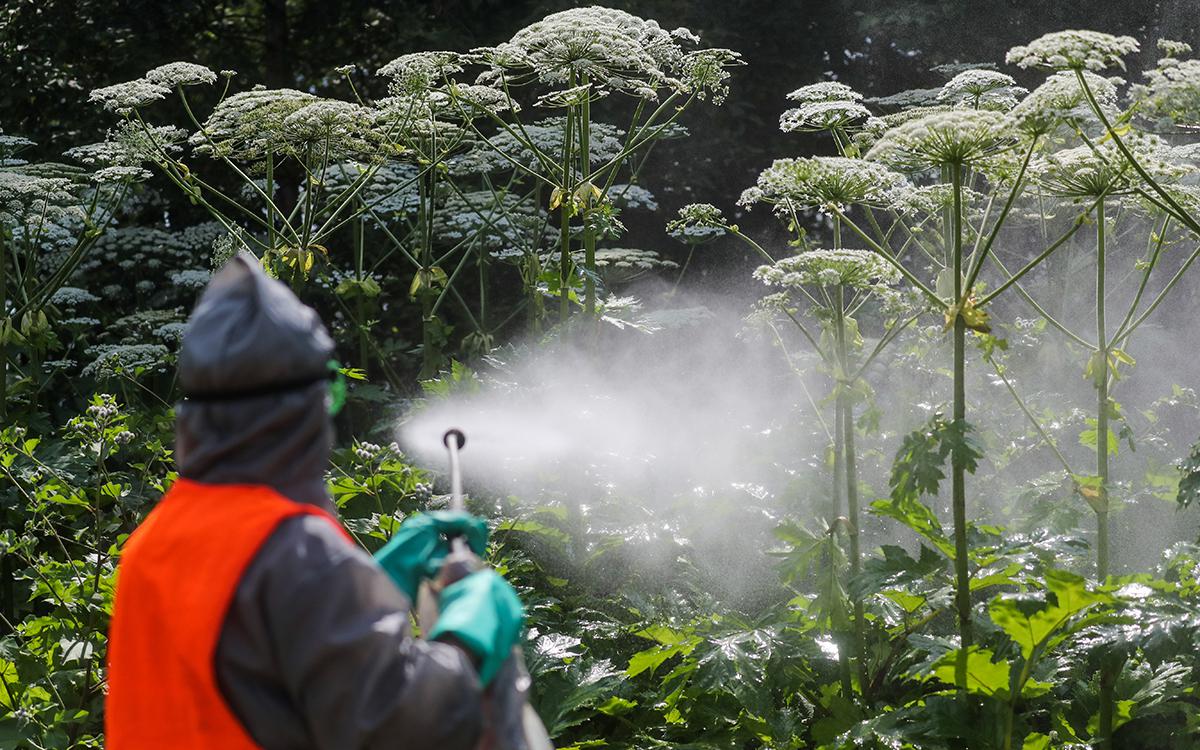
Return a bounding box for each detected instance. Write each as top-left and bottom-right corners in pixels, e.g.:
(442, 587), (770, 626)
(4, 4), (1200, 749)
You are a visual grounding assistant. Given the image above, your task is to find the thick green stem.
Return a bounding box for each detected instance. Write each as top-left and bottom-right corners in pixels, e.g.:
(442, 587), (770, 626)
(1098, 663), (1117, 750)
(417, 166), (440, 378)
(0, 230), (9, 633)
(835, 284), (866, 697)
(558, 98), (576, 324)
(831, 397), (845, 525)
(354, 211), (369, 376)
(1096, 198), (1110, 580)
(950, 162), (973, 660)
(580, 75), (597, 318)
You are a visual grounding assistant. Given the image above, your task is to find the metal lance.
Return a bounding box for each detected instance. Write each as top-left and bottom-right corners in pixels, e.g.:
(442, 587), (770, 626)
(422, 428), (554, 750)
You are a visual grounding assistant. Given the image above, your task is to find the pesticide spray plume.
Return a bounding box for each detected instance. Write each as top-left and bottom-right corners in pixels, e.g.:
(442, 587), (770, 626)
(398, 297), (826, 521)
(397, 247), (1200, 587)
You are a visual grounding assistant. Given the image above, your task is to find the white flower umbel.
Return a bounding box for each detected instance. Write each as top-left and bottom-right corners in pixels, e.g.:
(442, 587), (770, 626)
(170, 269), (213, 290)
(681, 47), (742, 104)
(1031, 133), (1183, 199)
(475, 7), (712, 99)
(780, 100), (871, 133)
(1009, 71), (1121, 135)
(1132, 57), (1200, 126)
(666, 203), (728, 244)
(608, 183), (658, 211)
(81, 344), (170, 379)
(754, 248), (901, 290)
(49, 287), (100, 308)
(787, 81), (863, 104)
(937, 70), (1027, 111)
(145, 62), (218, 88)
(91, 166), (152, 184)
(377, 51), (465, 95)
(1006, 30), (1139, 72)
(89, 79), (171, 114)
(866, 109), (1010, 170)
(191, 88), (318, 160)
(741, 156), (908, 214)
(281, 99), (383, 159)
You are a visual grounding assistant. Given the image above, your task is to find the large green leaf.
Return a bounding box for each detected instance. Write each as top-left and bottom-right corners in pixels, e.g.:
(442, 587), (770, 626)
(988, 569), (1108, 661)
(930, 646), (1013, 699)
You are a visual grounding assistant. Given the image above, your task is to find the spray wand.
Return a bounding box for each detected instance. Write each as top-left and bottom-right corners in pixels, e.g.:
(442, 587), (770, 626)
(420, 428), (553, 750)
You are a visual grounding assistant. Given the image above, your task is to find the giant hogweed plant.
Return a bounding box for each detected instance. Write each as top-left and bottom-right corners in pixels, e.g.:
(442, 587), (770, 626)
(0, 132), (146, 419)
(674, 28), (1200, 740)
(449, 6), (742, 322)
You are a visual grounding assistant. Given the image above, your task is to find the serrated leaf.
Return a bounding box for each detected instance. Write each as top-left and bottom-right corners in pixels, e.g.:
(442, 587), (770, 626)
(930, 646), (1013, 698)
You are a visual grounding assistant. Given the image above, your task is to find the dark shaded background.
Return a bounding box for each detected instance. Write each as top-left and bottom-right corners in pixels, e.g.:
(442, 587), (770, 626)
(5, 0), (1199, 268)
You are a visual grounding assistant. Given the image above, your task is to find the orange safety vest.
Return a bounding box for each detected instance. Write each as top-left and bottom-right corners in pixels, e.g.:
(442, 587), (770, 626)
(105, 478), (352, 749)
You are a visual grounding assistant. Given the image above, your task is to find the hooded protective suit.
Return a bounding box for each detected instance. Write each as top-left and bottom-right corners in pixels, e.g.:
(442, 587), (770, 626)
(106, 255), (482, 749)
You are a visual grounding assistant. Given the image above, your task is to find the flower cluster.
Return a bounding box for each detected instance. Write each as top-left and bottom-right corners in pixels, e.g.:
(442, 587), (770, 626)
(0, 168), (85, 247)
(81, 344), (171, 379)
(681, 47), (742, 104)
(1031, 133), (1183, 199)
(1009, 71), (1122, 135)
(787, 81), (863, 104)
(937, 70), (1027, 111)
(281, 100), (383, 159)
(740, 156), (908, 213)
(0, 133), (35, 165)
(191, 88), (318, 160)
(89, 79), (170, 114)
(1132, 57), (1200, 126)
(49, 287), (100, 308)
(144, 62), (218, 88)
(352, 440), (403, 464)
(866, 109), (1010, 170)
(476, 7), (703, 99)
(780, 81), (869, 133)
(754, 248), (901, 290)
(608, 183), (658, 211)
(666, 203), (728, 244)
(1006, 30), (1139, 71)
(780, 100), (871, 133)
(377, 51), (465, 95)
(170, 269), (212, 290)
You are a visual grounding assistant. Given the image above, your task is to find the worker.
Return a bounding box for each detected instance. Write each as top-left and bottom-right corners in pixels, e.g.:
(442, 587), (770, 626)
(105, 254), (524, 749)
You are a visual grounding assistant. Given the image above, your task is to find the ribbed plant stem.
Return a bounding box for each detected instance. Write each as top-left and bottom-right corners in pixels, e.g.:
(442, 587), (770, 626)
(354, 212), (369, 376)
(836, 284), (866, 696)
(0, 232), (10, 632)
(950, 162), (973, 659)
(580, 74), (596, 318)
(1093, 200), (1116, 750)
(1096, 198), (1110, 580)
(558, 97), (576, 323)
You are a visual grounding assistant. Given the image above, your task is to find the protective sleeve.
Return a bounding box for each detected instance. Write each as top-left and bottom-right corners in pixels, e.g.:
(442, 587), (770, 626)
(214, 514), (484, 750)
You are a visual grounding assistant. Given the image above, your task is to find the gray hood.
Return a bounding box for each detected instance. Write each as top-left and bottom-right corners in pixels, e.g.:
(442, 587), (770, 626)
(174, 254), (337, 511)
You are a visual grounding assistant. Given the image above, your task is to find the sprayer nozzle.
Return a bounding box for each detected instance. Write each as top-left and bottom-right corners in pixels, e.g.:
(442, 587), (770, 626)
(442, 428), (467, 450)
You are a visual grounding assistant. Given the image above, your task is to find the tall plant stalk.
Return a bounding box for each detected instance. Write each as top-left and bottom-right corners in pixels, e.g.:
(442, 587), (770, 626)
(834, 283), (867, 696)
(1094, 198), (1110, 579)
(580, 74), (597, 318)
(950, 162), (973, 654)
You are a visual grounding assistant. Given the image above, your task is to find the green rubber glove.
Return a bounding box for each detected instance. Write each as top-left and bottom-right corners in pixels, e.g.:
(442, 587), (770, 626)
(429, 569), (525, 686)
(374, 511), (488, 601)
